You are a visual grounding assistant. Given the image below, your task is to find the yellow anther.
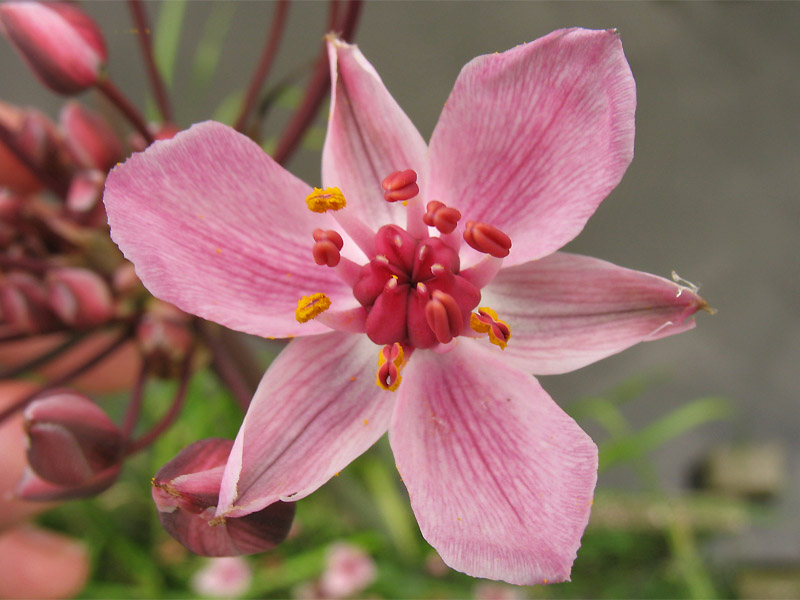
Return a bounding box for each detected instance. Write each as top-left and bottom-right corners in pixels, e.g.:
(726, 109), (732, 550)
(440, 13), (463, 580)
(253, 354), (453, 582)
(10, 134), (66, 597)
(306, 187), (346, 213)
(376, 342), (405, 392)
(295, 293), (331, 323)
(470, 306), (511, 350)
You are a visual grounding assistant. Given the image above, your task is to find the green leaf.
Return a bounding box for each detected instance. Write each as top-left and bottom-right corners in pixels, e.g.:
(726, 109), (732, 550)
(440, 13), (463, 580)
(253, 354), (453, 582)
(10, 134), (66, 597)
(191, 2), (236, 92)
(598, 397), (733, 471)
(153, 0), (187, 88)
(213, 90), (245, 126)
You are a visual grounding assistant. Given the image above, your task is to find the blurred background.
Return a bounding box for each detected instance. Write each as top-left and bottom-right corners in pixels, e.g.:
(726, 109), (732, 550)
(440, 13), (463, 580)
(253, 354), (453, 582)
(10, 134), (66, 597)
(1, 1), (798, 598)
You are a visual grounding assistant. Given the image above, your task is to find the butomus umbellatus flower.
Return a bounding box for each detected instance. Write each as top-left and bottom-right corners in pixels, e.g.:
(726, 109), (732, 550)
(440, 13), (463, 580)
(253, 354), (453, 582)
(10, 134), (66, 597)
(104, 30), (708, 584)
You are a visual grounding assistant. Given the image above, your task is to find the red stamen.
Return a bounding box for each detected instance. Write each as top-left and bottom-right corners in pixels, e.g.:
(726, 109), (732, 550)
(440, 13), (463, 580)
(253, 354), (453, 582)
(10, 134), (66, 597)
(463, 221), (512, 258)
(377, 342), (403, 390)
(423, 200), (461, 234)
(424, 290), (463, 345)
(381, 169), (419, 202)
(312, 229), (344, 267)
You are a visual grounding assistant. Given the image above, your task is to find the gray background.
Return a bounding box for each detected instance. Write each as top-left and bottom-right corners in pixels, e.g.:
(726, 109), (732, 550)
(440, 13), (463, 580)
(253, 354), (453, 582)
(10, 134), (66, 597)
(3, 1), (798, 567)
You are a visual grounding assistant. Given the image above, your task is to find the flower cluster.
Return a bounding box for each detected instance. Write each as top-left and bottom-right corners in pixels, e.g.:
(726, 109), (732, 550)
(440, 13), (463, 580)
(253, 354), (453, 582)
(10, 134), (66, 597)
(1, 0), (363, 576)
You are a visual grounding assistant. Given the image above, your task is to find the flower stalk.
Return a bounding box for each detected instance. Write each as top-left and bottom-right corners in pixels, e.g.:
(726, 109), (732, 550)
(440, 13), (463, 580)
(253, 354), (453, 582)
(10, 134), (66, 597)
(127, 0), (173, 125)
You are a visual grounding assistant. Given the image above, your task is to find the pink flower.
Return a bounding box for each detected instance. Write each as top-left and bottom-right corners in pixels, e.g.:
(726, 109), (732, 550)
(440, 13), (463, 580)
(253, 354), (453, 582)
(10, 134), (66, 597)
(319, 542), (377, 598)
(190, 557), (252, 598)
(103, 30), (707, 584)
(0, 2), (107, 95)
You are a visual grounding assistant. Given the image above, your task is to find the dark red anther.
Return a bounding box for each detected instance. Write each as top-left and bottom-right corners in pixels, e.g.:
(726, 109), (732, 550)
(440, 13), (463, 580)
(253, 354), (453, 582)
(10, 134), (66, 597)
(424, 290), (463, 345)
(463, 221), (512, 258)
(312, 228), (344, 267)
(423, 200), (461, 234)
(381, 169), (419, 203)
(377, 342), (404, 391)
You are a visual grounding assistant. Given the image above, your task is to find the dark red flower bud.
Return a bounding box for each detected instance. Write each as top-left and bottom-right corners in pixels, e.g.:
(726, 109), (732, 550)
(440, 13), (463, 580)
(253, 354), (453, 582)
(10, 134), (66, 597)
(16, 391), (122, 500)
(0, 2), (107, 95)
(152, 438), (295, 557)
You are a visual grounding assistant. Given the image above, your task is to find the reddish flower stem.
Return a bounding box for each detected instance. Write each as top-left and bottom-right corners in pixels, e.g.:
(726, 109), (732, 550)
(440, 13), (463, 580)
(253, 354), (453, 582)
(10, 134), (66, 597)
(120, 357), (150, 439)
(233, 0), (290, 133)
(0, 331), (89, 380)
(96, 78), (155, 145)
(197, 321), (254, 412)
(271, 0), (363, 165)
(0, 327), (132, 425)
(127, 0), (174, 124)
(124, 345), (194, 455)
(0, 120), (68, 197)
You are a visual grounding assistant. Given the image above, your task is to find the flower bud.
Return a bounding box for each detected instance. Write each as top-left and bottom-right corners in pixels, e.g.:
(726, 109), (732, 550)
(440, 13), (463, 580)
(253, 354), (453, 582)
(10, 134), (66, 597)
(152, 438), (295, 557)
(0, 272), (56, 333)
(47, 267), (114, 328)
(0, 101), (41, 194)
(137, 301), (194, 378)
(60, 102), (123, 171)
(66, 168), (104, 216)
(0, 2), (107, 95)
(0, 189), (24, 247)
(22, 391), (122, 488)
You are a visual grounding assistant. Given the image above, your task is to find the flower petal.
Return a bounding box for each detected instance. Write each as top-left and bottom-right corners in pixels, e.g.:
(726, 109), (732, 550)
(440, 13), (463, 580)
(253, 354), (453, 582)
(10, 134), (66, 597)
(322, 38), (428, 233)
(428, 28), (636, 267)
(104, 121), (352, 338)
(217, 332), (393, 518)
(481, 252), (707, 375)
(391, 340), (597, 584)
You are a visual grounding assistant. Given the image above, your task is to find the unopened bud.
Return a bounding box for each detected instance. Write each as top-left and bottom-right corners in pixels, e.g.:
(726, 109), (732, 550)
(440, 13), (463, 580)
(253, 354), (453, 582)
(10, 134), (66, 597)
(47, 267), (114, 328)
(152, 438), (295, 556)
(0, 272), (56, 333)
(66, 168), (104, 214)
(0, 101), (42, 194)
(23, 391), (122, 488)
(137, 301), (194, 377)
(0, 2), (107, 95)
(60, 102), (123, 171)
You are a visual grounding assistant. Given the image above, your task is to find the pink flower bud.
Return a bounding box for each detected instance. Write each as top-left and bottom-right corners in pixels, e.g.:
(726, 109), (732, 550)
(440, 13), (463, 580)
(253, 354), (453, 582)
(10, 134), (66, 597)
(0, 101), (42, 194)
(0, 2), (107, 95)
(319, 542), (377, 599)
(60, 102), (123, 171)
(66, 168), (104, 213)
(0, 272), (56, 333)
(47, 267), (114, 328)
(136, 301), (193, 377)
(21, 391), (122, 492)
(152, 438), (295, 557)
(17, 108), (63, 169)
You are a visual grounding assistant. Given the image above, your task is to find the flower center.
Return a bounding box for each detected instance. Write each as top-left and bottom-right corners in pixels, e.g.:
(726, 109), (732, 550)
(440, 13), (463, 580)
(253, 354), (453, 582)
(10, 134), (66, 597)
(299, 169), (514, 388)
(353, 224), (480, 349)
